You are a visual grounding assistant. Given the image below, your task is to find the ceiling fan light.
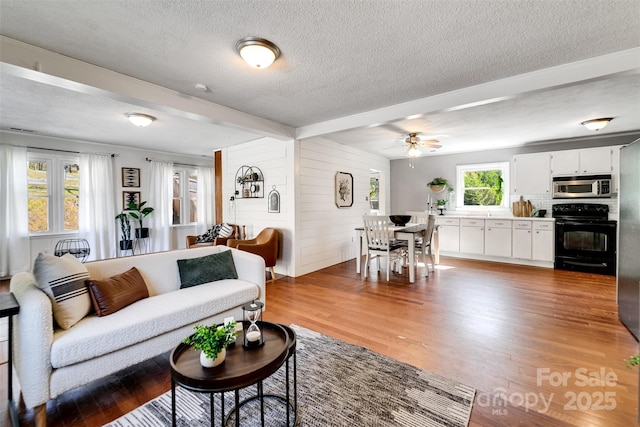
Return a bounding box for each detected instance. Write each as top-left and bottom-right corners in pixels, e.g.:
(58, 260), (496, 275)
(407, 144), (421, 157)
(236, 37), (280, 68)
(126, 113), (156, 127)
(581, 117), (613, 131)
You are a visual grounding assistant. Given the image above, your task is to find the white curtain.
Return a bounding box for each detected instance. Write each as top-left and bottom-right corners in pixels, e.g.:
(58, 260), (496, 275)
(148, 160), (173, 252)
(79, 153), (116, 261)
(0, 144), (30, 276)
(196, 166), (215, 233)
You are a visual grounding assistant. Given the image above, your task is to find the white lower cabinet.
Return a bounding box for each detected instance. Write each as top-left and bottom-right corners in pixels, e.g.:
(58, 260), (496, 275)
(436, 218), (460, 252)
(485, 219), (512, 257)
(436, 216), (554, 267)
(512, 220), (533, 259)
(460, 219), (484, 254)
(532, 222), (554, 262)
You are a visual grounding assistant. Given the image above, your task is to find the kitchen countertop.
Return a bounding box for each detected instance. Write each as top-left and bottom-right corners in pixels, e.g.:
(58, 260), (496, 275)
(435, 214), (555, 221)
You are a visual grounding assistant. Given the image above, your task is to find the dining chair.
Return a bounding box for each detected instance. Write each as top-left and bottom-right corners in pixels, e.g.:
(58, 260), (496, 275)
(401, 213), (436, 276)
(362, 215), (404, 281)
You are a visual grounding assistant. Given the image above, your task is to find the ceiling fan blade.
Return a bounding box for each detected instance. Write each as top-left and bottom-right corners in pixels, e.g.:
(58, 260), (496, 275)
(423, 143), (442, 149)
(379, 123), (408, 135)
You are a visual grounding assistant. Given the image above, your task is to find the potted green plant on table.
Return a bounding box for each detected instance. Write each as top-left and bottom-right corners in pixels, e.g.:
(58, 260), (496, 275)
(436, 199), (447, 215)
(427, 177), (448, 193)
(115, 212), (132, 251)
(126, 200), (154, 238)
(183, 321), (237, 368)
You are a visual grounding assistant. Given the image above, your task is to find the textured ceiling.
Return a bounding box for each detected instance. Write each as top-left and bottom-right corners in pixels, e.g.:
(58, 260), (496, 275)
(1, 0), (639, 157)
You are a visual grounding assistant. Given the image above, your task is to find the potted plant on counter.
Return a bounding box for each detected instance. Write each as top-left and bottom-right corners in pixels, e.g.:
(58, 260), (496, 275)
(115, 211), (132, 251)
(428, 177), (448, 193)
(183, 321), (237, 368)
(127, 200), (154, 238)
(436, 199), (447, 215)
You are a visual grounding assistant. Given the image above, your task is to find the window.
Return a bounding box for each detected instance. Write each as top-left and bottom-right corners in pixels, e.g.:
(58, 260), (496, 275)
(27, 153), (80, 233)
(456, 162), (509, 209)
(172, 168), (198, 225)
(369, 172), (380, 211)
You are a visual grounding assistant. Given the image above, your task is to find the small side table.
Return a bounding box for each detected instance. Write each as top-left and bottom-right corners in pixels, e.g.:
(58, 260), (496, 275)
(1, 293), (20, 427)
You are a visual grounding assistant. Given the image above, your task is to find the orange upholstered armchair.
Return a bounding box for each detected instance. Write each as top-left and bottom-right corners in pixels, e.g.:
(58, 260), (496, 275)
(227, 228), (279, 280)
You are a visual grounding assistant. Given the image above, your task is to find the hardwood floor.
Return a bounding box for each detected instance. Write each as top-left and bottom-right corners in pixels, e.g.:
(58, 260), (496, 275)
(1, 257), (638, 426)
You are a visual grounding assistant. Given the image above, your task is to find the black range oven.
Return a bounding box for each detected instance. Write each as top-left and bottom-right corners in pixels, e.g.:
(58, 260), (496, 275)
(552, 203), (617, 276)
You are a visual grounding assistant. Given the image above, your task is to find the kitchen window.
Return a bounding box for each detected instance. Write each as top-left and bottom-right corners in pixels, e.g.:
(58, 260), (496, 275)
(172, 168), (197, 225)
(456, 162), (509, 209)
(27, 152), (80, 234)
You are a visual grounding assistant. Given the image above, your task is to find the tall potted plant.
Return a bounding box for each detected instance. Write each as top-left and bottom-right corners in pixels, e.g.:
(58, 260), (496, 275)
(115, 212), (132, 250)
(127, 201), (154, 238)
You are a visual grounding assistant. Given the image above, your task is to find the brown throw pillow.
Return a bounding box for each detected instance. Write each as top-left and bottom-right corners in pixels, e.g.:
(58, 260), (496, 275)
(85, 267), (149, 316)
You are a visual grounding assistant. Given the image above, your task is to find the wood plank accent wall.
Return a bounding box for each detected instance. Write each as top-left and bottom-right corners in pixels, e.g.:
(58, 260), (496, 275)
(224, 137), (294, 276)
(296, 137), (390, 276)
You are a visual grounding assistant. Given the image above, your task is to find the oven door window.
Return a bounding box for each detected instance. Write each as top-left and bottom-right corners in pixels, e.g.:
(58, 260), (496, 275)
(563, 230), (608, 252)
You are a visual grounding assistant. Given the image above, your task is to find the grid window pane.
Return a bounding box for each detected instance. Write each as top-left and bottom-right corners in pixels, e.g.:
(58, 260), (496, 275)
(172, 199), (181, 225)
(173, 173), (180, 198)
(28, 161), (49, 232)
(189, 173), (197, 223)
(64, 163), (80, 230)
(28, 198), (48, 232)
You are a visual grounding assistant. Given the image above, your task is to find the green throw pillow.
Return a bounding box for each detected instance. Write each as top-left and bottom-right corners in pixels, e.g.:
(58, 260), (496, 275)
(177, 250), (238, 288)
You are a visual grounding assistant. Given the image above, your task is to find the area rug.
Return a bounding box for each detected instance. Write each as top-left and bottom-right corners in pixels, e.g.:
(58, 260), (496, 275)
(105, 325), (475, 427)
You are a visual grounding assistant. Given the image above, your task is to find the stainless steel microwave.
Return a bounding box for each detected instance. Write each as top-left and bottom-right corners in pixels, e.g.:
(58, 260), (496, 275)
(552, 174), (612, 198)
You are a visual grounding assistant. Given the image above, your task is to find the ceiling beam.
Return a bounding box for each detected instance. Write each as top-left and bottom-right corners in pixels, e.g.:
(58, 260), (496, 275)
(296, 48), (640, 140)
(0, 36), (295, 141)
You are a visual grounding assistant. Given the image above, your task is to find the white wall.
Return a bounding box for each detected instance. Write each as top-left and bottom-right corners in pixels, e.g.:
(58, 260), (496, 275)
(295, 137), (390, 276)
(391, 133), (640, 214)
(223, 137), (295, 277)
(2, 131), (213, 265)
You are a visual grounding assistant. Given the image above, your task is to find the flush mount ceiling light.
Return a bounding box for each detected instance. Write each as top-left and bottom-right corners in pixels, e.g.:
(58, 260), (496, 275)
(235, 37), (281, 69)
(581, 117), (613, 131)
(125, 113), (156, 127)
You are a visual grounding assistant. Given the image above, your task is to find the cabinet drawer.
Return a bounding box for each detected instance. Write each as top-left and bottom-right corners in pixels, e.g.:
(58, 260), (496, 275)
(486, 219), (511, 228)
(437, 218), (460, 226)
(461, 218), (484, 226)
(513, 220), (532, 230)
(534, 221), (554, 231)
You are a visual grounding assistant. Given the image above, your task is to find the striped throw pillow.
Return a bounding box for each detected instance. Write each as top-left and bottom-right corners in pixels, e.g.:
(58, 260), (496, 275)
(218, 223), (235, 238)
(33, 252), (91, 329)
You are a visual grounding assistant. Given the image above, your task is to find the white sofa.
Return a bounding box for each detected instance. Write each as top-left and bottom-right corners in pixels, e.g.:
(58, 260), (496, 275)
(9, 246), (265, 426)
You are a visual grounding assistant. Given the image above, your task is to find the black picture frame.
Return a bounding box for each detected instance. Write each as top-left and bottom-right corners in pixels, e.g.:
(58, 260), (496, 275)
(122, 167), (140, 187)
(268, 188), (280, 213)
(335, 171), (353, 208)
(123, 191), (140, 210)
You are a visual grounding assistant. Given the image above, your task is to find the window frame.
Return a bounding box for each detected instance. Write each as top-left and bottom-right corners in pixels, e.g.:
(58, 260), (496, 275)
(455, 162), (509, 210)
(172, 167), (198, 226)
(27, 151), (81, 235)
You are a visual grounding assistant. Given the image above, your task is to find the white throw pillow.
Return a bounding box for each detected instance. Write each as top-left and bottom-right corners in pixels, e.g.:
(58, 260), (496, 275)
(33, 252), (91, 329)
(218, 223), (235, 238)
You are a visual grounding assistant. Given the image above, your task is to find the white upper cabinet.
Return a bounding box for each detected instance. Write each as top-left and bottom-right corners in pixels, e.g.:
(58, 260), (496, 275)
(512, 152), (551, 194)
(550, 147), (612, 176)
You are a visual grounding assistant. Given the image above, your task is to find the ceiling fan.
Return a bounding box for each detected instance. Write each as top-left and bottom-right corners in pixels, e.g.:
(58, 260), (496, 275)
(404, 133), (441, 167)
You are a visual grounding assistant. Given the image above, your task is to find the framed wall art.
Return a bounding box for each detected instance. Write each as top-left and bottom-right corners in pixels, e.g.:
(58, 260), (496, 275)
(123, 191), (141, 210)
(335, 171), (353, 208)
(268, 186), (280, 213)
(122, 167), (140, 187)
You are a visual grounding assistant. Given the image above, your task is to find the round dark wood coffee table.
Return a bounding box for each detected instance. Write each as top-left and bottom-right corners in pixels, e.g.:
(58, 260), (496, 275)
(170, 321), (291, 427)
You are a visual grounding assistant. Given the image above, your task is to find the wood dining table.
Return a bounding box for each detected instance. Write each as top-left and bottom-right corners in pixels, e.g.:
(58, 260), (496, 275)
(354, 223), (439, 283)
